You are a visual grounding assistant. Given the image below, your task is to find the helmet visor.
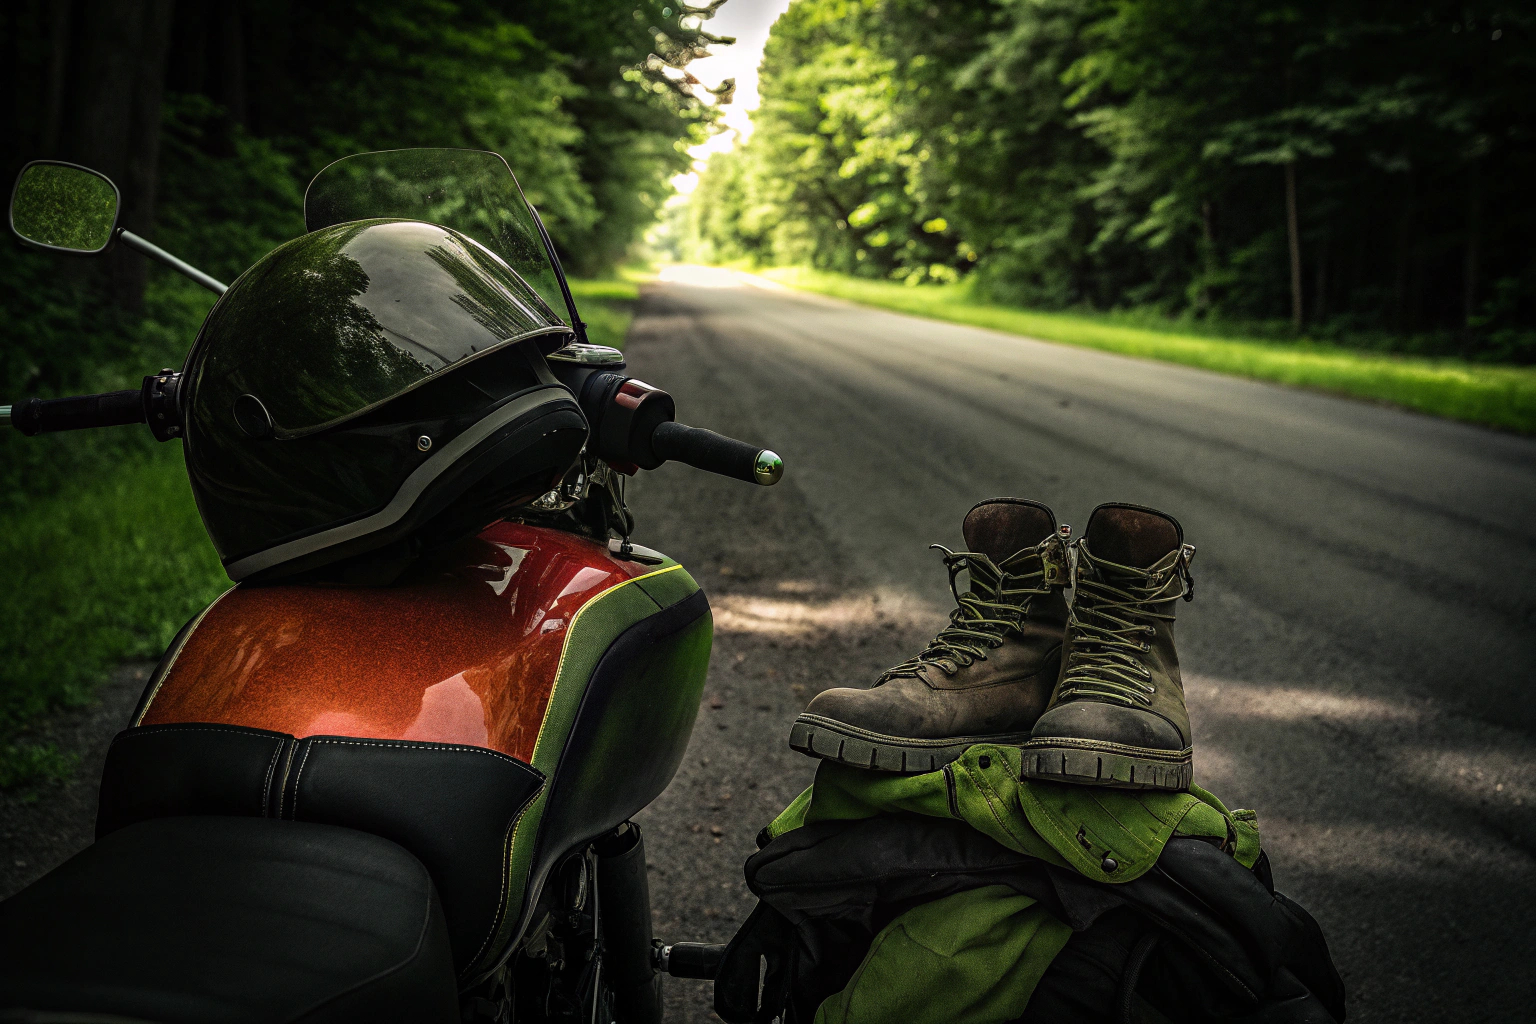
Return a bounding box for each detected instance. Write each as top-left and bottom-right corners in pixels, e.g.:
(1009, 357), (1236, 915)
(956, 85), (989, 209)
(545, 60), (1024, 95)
(193, 219), (570, 438)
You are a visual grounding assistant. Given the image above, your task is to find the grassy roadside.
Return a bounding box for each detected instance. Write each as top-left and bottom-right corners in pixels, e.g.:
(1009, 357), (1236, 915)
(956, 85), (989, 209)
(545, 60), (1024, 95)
(760, 267), (1536, 434)
(0, 443), (228, 788)
(569, 274), (643, 350)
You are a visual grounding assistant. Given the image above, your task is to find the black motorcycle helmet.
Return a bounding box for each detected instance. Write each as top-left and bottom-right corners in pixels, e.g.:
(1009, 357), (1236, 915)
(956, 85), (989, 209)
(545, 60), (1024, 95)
(180, 217), (587, 582)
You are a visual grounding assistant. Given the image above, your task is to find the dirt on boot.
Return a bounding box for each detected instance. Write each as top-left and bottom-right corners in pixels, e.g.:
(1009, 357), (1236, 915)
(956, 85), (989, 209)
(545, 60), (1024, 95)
(1023, 503), (1196, 791)
(789, 498), (1069, 772)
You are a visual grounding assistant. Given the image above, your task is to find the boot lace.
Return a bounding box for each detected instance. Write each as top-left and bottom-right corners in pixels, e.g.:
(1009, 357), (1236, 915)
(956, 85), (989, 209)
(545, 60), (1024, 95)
(1057, 543), (1193, 706)
(878, 539), (1063, 683)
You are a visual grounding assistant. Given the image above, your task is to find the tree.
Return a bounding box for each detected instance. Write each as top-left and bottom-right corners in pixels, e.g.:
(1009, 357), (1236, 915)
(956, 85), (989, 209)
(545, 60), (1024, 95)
(0, 0), (734, 502)
(692, 0), (1536, 354)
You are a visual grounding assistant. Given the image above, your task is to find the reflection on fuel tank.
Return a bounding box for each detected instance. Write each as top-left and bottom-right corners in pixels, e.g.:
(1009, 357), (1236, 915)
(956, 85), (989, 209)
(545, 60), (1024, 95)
(400, 674), (490, 748)
(139, 523), (649, 761)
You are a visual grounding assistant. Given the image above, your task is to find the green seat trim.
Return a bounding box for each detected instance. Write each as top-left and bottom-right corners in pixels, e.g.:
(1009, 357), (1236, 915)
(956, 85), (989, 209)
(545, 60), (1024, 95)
(473, 560), (702, 974)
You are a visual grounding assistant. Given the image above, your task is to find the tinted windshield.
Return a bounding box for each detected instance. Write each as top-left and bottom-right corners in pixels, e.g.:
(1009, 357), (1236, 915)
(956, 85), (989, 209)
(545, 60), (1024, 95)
(304, 149), (572, 325)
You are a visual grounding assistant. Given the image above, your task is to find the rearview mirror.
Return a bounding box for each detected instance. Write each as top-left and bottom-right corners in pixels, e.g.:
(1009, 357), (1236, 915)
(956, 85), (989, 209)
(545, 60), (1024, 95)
(9, 160), (121, 254)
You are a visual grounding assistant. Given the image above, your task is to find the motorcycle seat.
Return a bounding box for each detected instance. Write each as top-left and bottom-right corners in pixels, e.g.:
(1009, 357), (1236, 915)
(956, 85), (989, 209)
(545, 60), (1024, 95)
(0, 815), (458, 1023)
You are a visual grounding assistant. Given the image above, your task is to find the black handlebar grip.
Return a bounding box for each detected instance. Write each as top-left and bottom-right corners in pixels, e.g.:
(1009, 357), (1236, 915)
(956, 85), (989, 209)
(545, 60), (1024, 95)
(662, 942), (726, 980)
(11, 390), (146, 436)
(650, 421), (783, 486)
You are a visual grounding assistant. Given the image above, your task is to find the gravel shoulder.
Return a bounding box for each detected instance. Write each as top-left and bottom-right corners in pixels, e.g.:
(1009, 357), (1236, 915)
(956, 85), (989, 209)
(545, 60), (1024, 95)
(0, 663), (150, 900)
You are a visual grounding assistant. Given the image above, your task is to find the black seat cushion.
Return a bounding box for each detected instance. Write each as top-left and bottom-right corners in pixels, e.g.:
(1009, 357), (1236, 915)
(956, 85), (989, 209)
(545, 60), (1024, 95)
(0, 816), (458, 1023)
(96, 724), (545, 978)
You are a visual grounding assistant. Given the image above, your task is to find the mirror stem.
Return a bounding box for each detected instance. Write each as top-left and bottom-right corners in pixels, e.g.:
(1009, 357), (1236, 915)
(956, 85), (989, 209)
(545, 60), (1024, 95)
(117, 229), (227, 295)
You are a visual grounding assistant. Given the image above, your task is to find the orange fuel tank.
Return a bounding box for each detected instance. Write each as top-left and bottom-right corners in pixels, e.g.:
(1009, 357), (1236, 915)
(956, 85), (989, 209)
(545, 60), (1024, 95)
(136, 522), (650, 763)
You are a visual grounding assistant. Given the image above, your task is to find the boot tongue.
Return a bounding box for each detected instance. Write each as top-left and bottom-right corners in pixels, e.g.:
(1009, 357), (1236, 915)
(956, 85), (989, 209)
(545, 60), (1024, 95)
(962, 499), (1056, 563)
(1084, 504), (1182, 569)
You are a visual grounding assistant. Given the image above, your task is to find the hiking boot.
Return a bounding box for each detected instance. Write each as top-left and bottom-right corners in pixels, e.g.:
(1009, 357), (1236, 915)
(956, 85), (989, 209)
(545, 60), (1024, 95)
(789, 498), (1070, 772)
(1023, 503), (1197, 791)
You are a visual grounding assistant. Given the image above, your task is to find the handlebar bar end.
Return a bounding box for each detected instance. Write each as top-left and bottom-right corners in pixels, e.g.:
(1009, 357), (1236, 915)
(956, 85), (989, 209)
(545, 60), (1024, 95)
(753, 450), (784, 486)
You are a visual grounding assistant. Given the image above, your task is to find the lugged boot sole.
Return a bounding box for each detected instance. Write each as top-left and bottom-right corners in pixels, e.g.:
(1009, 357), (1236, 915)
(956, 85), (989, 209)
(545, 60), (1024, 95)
(1020, 738), (1193, 791)
(789, 714), (1035, 774)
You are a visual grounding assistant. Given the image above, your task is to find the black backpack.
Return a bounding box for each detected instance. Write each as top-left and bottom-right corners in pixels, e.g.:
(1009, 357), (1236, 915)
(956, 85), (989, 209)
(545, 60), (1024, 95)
(715, 814), (1345, 1024)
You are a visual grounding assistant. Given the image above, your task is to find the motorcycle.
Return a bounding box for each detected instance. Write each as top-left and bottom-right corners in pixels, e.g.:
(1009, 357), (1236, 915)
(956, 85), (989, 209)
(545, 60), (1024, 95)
(0, 149), (777, 1023)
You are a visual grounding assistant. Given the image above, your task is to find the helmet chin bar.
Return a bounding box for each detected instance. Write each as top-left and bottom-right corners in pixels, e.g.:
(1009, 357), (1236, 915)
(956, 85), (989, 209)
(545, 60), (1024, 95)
(220, 387), (584, 582)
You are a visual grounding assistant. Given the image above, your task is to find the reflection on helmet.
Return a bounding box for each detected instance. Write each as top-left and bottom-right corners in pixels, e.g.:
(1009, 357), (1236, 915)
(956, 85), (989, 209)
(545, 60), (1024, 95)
(196, 219), (566, 437)
(182, 219), (585, 579)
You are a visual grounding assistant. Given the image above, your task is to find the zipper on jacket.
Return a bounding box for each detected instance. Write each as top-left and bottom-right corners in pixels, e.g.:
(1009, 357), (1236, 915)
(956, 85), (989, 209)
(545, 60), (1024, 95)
(942, 763), (961, 818)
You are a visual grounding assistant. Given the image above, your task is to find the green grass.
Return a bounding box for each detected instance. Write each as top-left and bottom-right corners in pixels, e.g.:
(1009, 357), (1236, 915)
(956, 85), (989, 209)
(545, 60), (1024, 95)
(568, 276), (641, 350)
(0, 269), (226, 790)
(760, 267), (1536, 434)
(0, 442), (229, 788)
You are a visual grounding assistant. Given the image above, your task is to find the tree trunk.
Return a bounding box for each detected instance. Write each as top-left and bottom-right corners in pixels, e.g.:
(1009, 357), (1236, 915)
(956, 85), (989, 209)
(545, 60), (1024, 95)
(1464, 159), (1481, 327)
(0, 4), (19, 180)
(1312, 226), (1328, 324)
(1285, 161), (1302, 332)
(1195, 199), (1216, 312)
(174, 0), (210, 96)
(61, 0), (173, 310)
(120, 0), (173, 250)
(41, 0), (74, 156)
(220, 3), (247, 127)
(1392, 172), (1415, 331)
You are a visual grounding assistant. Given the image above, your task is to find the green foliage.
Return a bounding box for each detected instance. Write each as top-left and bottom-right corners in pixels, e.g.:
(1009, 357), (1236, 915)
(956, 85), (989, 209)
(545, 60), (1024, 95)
(765, 267), (1536, 433)
(0, 259), (219, 508)
(568, 277), (641, 349)
(0, 0), (723, 783)
(217, 0), (720, 274)
(0, 743), (79, 793)
(0, 439), (229, 787)
(155, 95), (309, 282)
(691, 0), (1536, 358)
(4, 0), (719, 496)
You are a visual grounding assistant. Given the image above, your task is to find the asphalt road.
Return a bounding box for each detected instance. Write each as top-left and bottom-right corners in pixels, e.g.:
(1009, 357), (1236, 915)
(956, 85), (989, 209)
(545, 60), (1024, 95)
(626, 268), (1536, 1024)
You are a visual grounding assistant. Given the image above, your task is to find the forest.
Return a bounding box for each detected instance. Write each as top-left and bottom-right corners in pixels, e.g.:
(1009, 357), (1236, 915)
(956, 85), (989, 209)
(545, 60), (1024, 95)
(0, 0), (722, 784)
(687, 0), (1535, 358)
(0, 0), (721, 496)
(1, 0), (1532, 787)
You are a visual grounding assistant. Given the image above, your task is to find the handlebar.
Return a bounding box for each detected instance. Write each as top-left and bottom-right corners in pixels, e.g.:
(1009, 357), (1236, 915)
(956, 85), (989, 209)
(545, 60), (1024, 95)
(6, 366), (785, 490)
(9, 390), (146, 436)
(655, 941), (726, 979)
(549, 359), (783, 487)
(651, 421), (783, 486)
(6, 371), (183, 440)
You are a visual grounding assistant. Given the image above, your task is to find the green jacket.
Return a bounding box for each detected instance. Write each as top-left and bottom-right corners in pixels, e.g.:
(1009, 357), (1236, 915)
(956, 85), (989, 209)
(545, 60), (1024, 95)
(765, 744), (1261, 1024)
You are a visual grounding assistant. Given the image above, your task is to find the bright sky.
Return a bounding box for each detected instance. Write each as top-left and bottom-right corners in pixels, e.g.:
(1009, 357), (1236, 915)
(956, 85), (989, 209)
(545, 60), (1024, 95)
(670, 0), (796, 195)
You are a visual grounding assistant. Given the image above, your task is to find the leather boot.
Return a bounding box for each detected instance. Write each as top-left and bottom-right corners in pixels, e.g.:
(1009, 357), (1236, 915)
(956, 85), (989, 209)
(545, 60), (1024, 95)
(1023, 503), (1197, 791)
(790, 498), (1069, 772)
